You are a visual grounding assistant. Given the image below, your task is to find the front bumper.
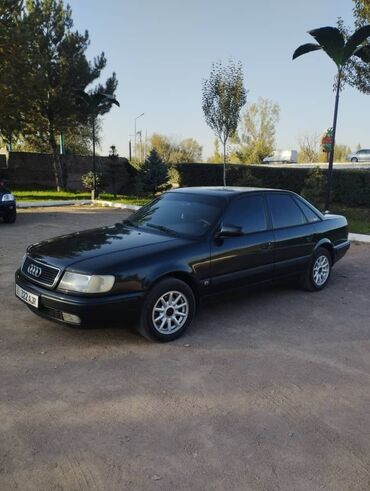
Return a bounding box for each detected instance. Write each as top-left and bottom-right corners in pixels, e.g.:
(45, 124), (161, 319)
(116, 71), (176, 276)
(15, 270), (144, 326)
(0, 202), (16, 217)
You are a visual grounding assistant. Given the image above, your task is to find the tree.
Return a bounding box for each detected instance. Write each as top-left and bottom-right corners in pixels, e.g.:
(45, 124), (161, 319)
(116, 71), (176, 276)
(150, 134), (173, 163)
(173, 138), (202, 163)
(23, 0), (118, 191)
(354, 0), (370, 24)
(338, 4), (370, 94)
(301, 167), (326, 209)
(202, 60), (247, 185)
(139, 149), (169, 194)
(293, 25), (370, 209)
(0, 1), (32, 147)
(103, 145), (128, 197)
(76, 91), (120, 198)
(207, 139), (223, 163)
(149, 134), (202, 163)
(232, 98), (280, 163)
(298, 134), (321, 163)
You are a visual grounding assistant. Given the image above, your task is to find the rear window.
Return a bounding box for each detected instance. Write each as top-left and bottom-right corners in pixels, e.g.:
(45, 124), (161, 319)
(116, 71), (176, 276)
(267, 194), (306, 229)
(294, 198), (321, 223)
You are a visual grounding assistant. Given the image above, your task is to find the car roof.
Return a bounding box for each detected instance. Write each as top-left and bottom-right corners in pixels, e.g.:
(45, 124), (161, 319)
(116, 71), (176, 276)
(169, 186), (290, 199)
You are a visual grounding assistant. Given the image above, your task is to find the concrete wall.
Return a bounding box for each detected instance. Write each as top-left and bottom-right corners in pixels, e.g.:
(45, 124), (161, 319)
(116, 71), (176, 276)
(0, 151), (135, 191)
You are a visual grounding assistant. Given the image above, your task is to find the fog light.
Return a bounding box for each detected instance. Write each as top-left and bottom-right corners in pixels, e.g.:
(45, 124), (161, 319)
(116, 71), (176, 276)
(62, 312), (81, 324)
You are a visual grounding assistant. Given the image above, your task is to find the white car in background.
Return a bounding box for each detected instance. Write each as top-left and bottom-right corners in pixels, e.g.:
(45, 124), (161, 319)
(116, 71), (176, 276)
(263, 150), (298, 164)
(346, 149), (370, 162)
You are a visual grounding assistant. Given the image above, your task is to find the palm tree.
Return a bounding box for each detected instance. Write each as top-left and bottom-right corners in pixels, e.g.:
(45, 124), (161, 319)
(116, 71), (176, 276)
(76, 91), (120, 198)
(293, 25), (370, 209)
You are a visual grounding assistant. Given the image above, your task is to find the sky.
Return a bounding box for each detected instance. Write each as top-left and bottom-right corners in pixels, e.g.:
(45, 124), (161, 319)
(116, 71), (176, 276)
(68, 0), (367, 159)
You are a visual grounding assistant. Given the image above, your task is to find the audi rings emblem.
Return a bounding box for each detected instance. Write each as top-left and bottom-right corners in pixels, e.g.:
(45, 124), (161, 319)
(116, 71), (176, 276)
(27, 264), (42, 278)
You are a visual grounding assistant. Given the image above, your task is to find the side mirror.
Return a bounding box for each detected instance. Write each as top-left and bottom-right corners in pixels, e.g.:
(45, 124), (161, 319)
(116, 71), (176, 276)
(216, 224), (244, 238)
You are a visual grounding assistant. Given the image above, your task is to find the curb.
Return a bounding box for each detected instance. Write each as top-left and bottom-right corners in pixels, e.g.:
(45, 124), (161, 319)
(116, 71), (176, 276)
(17, 199), (92, 208)
(16, 199), (140, 211)
(348, 233), (370, 243)
(94, 200), (141, 211)
(15, 200), (370, 243)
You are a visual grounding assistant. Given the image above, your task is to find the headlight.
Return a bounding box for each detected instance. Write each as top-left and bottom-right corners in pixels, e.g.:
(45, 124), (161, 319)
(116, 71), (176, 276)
(2, 193), (15, 202)
(57, 272), (115, 293)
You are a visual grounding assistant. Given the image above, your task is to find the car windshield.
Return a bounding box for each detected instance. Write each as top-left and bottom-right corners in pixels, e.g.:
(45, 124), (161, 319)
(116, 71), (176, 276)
(126, 192), (225, 238)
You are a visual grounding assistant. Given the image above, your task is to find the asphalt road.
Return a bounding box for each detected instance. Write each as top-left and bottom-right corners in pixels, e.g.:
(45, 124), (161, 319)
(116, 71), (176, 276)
(1, 206), (370, 491)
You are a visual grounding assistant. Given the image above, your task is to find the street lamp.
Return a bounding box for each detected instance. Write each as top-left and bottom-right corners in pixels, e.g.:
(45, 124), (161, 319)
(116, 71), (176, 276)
(134, 112), (144, 160)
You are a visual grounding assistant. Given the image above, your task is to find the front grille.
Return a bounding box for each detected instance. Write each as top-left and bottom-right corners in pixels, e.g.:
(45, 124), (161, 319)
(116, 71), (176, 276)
(21, 256), (61, 287)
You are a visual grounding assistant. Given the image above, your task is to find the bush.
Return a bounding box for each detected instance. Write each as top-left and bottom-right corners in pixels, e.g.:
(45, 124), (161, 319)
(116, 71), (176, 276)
(301, 167), (326, 209)
(139, 149), (170, 194)
(81, 171), (103, 192)
(173, 163), (370, 207)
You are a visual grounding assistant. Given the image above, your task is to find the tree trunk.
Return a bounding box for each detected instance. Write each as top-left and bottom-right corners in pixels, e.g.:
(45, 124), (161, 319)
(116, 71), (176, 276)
(92, 116), (97, 199)
(222, 140), (227, 187)
(325, 69), (342, 211)
(49, 131), (64, 191)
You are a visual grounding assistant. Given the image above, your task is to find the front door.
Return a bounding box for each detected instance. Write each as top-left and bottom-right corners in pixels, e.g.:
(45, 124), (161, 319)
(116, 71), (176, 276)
(210, 194), (274, 290)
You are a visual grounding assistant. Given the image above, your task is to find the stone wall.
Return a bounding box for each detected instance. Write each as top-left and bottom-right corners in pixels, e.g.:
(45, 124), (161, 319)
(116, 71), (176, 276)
(0, 151), (136, 191)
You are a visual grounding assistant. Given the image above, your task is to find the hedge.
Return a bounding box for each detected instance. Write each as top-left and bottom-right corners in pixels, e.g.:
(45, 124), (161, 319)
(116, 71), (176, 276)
(174, 163), (370, 208)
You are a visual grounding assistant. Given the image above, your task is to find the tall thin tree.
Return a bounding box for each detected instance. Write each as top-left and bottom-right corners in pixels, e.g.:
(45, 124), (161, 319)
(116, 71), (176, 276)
(76, 91), (120, 198)
(202, 60), (247, 186)
(293, 25), (370, 209)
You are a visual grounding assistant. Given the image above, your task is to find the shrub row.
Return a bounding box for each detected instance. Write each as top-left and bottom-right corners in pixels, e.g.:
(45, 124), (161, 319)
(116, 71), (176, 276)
(174, 163), (370, 207)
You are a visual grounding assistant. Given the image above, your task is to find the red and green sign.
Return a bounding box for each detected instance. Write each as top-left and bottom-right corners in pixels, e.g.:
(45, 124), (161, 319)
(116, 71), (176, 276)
(321, 128), (333, 153)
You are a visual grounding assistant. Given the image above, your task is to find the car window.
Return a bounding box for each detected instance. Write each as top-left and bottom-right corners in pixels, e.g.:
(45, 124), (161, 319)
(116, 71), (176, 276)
(222, 195), (267, 233)
(267, 194), (306, 229)
(294, 198), (321, 223)
(128, 192), (225, 238)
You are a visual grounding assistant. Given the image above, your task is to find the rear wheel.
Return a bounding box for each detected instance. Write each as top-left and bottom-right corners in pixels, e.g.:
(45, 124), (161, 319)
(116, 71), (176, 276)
(138, 278), (196, 342)
(301, 247), (332, 291)
(351, 157), (358, 162)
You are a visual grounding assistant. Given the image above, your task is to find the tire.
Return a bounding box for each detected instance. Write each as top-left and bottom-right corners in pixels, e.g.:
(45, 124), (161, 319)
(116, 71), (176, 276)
(351, 157), (358, 162)
(301, 247), (332, 291)
(3, 209), (16, 223)
(138, 278), (196, 342)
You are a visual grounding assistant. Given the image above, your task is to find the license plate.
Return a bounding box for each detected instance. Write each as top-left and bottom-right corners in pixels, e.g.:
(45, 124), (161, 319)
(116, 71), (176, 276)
(16, 285), (39, 308)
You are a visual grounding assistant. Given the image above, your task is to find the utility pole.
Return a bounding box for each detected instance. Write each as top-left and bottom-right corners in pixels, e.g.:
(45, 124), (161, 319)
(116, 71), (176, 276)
(134, 113), (144, 159)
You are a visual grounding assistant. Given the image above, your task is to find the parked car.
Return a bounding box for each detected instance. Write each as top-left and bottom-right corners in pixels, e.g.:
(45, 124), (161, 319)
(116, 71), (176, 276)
(0, 179), (16, 223)
(263, 150), (298, 164)
(346, 149), (370, 162)
(15, 187), (350, 342)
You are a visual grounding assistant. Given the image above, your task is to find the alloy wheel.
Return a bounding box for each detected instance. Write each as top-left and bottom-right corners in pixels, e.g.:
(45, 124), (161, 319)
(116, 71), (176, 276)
(152, 290), (189, 334)
(313, 255), (330, 287)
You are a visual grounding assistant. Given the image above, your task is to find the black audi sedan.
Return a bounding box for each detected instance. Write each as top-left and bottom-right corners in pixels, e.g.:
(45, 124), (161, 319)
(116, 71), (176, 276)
(15, 187), (350, 341)
(0, 179), (16, 223)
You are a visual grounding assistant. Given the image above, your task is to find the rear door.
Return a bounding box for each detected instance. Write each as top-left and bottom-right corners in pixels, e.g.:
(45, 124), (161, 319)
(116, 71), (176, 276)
(210, 194), (274, 290)
(266, 193), (315, 278)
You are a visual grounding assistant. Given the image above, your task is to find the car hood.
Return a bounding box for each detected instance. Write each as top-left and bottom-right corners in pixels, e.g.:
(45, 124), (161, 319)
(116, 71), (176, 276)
(27, 223), (179, 269)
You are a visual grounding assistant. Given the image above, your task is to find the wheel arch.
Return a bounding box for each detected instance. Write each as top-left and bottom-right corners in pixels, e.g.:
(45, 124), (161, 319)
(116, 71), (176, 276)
(314, 239), (335, 264)
(147, 271), (200, 305)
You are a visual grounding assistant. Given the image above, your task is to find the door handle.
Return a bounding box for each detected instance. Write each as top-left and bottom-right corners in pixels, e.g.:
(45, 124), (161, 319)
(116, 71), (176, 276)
(261, 241), (273, 250)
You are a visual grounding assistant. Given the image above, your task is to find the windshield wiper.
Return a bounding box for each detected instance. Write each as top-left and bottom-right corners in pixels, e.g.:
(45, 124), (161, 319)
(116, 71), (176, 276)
(146, 223), (179, 236)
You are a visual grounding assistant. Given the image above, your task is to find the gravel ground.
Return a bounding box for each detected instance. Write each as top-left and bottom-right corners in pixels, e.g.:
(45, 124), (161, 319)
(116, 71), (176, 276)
(1, 206), (370, 491)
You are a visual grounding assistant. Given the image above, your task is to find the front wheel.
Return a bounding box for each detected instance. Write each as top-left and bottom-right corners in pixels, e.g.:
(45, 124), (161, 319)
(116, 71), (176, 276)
(351, 157), (358, 162)
(301, 248), (332, 291)
(138, 278), (196, 342)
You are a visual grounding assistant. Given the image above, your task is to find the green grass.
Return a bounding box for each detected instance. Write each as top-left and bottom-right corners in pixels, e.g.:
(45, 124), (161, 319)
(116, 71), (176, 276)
(330, 204), (370, 235)
(14, 190), (150, 207)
